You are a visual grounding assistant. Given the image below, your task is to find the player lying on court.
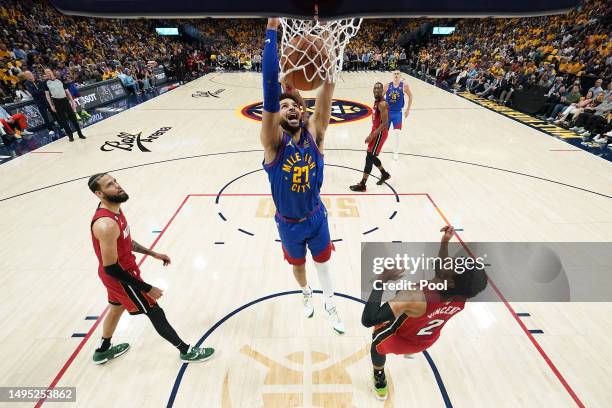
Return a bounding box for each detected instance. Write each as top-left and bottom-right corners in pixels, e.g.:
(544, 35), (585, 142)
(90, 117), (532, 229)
(384, 70), (413, 161)
(260, 18), (344, 334)
(350, 82), (391, 192)
(89, 173), (214, 364)
(361, 226), (488, 400)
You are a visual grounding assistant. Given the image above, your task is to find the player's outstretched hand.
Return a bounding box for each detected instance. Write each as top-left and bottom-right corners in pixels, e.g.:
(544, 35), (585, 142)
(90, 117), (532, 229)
(148, 286), (164, 300)
(380, 268), (405, 283)
(153, 252), (171, 266)
(440, 225), (455, 243)
(267, 18), (280, 30)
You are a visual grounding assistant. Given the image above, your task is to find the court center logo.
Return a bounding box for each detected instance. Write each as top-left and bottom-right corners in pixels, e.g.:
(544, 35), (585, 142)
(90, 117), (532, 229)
(222, 344), (394, 407)
(100, 127), (172, 152)
(192, 89), (225, 98)
(240, 98), (371, 124)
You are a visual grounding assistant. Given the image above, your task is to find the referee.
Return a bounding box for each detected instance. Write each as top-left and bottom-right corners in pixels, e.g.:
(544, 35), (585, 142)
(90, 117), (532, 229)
(43, 68), (85, 142)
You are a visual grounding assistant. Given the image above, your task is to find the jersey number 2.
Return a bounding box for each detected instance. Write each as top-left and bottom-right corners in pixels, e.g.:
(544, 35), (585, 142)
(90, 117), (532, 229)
(416, 319), (445, 336)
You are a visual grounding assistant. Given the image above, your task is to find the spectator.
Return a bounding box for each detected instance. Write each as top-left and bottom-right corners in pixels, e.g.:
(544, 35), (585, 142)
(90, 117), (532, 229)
(22, 70), (57, 136)
(0, 105), (32, 136)
(555, 90), (595, 125)
(546, 84), (582, 121)
(569, 91), (609, 136)
(588, 78), (604, 98)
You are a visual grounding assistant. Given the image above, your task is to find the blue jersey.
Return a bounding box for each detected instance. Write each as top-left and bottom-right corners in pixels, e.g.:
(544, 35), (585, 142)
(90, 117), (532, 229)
(263, 126), (324, 219)
(385, 81), (404, 112)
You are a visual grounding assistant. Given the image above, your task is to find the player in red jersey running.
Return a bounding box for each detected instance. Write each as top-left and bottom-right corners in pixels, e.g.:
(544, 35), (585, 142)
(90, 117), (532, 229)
(361, 226), (488, 400)
(88, 173), (214, 364)
(350, 82), (391, 192)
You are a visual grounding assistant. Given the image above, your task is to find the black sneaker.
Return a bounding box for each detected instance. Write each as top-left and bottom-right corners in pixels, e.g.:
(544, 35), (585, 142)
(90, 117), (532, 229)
(376, 172), (391, 185)
(79, 134), (86, 139)
(349, 182), (366, 192)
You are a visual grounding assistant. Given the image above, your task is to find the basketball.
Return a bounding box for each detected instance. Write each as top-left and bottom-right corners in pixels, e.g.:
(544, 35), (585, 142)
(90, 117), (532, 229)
(281, 35), (328, 91)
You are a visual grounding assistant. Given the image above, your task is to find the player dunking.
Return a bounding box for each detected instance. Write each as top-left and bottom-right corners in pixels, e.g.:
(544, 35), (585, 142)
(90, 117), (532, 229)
(384, 70), (413, 160)
(260, 18), (344, 334)
(350, 82), (391, 192)
(361, 226), (487, 400)
(88, 173), (214, 364)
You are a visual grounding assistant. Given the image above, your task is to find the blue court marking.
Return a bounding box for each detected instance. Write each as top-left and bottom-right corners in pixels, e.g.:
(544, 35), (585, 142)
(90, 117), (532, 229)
(237, 228), (254, 236)
(363, 227), (379, 235)
(215, 168), (263, 204)
(214, 164), (401, 210)
(332, 238), (343, 243)
(389, 210), (397, 219)
(85, 316), (98, 320)
(166, 290), (453, 408)
(218, 212), (226, 221)
(274, 239), (281, 242)
(454, 228), (464, 232)
(392, 240), (402, 243)
(529, 329), (544, 334)
(71, 333), (87, 338)
(517, 313), (531, 317)
(423, 350), (454, 408)
(152, 230), (162, 234)
(214, 242), (224, 245)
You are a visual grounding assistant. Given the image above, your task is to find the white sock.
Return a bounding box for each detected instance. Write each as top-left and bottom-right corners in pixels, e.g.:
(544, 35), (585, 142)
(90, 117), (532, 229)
(394, 129), (401, 155)
(301, 285), (312, 295)
(314, 261), (335, 309)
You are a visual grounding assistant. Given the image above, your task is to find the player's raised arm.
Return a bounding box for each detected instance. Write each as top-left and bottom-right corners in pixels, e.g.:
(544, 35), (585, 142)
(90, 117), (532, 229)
(435, 225), (455, 279)
(261, 18), (282, 164)
(309, 79), (335, 146)
(361, 268), (425, 327)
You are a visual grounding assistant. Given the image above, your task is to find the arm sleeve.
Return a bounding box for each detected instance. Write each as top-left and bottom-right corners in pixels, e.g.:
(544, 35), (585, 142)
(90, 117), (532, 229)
(361, 288), (396, 328)
(104, 262), (152, 292)
(262, 29), (281, 113)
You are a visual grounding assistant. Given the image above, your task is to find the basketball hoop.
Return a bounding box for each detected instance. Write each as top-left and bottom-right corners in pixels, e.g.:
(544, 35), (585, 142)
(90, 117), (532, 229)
(279, 17), (362, 84)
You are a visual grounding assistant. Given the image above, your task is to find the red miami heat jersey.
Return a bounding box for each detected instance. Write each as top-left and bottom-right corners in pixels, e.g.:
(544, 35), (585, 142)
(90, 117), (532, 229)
(91, 206), (140, 279)
(372, 100), (383, 129)
(395, 290), (465, 348)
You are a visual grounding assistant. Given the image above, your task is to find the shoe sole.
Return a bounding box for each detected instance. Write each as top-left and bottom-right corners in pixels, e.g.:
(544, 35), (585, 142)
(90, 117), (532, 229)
(374, 386), (388, 401)
(333, 327), (345, 335)
(93, 345), (130, 365)
(375, 393), (388, 401)
(181, 351), (215, 363)
(306, 309), (314, 318)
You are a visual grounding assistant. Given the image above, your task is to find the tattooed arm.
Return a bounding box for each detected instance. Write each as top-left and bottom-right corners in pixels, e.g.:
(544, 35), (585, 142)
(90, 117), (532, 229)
(132, 240), (172, 266)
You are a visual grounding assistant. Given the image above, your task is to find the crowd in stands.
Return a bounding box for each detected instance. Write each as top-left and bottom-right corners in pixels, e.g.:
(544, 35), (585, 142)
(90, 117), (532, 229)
(406, 0), (611, 142)
(0, 0), (610, 146)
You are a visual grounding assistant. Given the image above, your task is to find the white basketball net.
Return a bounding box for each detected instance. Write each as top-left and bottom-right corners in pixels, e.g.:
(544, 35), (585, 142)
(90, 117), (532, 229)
(279, 18), (362, 84)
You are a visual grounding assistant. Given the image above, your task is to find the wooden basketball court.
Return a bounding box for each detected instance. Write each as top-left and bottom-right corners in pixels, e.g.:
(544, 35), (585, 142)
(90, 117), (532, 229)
(0, 71), (610, 407)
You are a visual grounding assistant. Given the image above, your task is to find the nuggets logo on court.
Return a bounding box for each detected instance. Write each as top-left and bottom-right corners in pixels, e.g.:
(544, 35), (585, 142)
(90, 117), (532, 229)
(222, 344), (395, 407)
(240, 98), (371, 124)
